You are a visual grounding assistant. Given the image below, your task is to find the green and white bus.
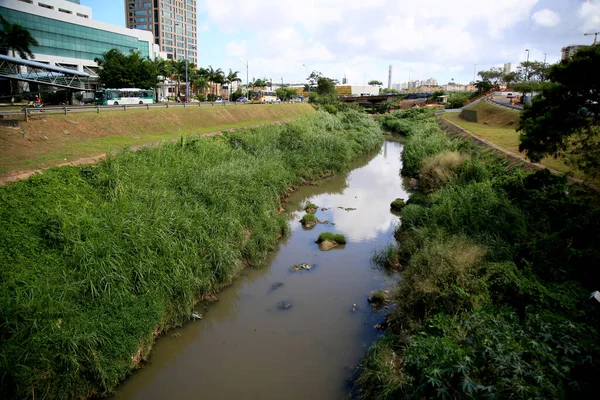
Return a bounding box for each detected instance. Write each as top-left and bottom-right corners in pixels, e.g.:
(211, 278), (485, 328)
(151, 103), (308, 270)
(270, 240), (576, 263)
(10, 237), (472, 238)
(94, 88), (154, 105)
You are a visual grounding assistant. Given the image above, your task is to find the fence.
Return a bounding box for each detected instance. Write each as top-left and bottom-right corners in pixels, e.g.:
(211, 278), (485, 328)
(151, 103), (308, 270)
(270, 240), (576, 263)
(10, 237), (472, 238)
(0, 100), (291, 122)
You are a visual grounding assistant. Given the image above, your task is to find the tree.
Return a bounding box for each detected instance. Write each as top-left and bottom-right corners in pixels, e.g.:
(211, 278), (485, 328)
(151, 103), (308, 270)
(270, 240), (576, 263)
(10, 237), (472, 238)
(0, 16), (38, 59)
(94, 49), (158, 89)
(518, 45), (600, 177)
(478, 67), (504, 89)
(368, 80), (383, 87)
(380, 88), (399, 94)
(474, 79), (493, 94)
(224, 69), (242, 101)
(275, 87), (297, 101)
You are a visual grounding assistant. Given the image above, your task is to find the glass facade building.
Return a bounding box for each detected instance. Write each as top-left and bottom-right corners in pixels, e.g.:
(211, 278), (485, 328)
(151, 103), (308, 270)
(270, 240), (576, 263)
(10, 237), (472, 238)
(0, 7), (151, 62)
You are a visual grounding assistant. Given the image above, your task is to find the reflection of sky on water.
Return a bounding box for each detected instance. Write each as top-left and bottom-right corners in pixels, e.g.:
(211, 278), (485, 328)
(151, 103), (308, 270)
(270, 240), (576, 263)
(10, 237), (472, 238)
(294, 140), (408, 242)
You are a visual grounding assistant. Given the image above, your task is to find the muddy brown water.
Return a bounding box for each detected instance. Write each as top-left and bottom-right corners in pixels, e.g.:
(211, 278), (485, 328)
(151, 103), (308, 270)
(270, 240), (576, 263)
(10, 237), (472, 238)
(111, 139), (407, 400)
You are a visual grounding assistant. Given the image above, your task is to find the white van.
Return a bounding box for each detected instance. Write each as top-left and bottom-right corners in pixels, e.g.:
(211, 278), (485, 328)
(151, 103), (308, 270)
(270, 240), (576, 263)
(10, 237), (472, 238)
(506, 93), (516, 98)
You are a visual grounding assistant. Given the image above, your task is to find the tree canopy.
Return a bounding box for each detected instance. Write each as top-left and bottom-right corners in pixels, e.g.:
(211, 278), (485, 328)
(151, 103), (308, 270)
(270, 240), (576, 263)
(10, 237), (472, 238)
(518, 45), (600, 177)
(368, 80), (383, 86)
(275, 87), (297, 100)
(0, 16), (38, 59)
(94, 49), (158, 89)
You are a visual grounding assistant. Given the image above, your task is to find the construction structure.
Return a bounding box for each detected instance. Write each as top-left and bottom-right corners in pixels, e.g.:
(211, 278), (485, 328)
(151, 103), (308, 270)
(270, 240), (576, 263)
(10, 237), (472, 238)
(561, 45), (585, 60)
(388, 65), (392, 89)
(124, 0), (198, 65)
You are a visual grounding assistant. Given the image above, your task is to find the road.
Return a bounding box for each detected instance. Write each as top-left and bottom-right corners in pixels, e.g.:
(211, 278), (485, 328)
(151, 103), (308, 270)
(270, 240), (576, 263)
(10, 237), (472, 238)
(489, 95), (523, 109)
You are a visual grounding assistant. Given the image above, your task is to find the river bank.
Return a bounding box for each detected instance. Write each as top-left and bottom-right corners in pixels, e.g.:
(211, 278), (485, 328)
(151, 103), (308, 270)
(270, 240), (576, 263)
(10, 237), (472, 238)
(0, 110), (382, 399)
(357, 108), (600, 399)
(0, 103), (314, 177)
(109, 138), (408, 400)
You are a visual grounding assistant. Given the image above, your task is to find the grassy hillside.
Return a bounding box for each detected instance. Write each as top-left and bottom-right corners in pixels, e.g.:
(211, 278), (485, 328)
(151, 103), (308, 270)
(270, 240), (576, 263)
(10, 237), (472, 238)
(0, 110), (382, 399)
(0, 104), (314, 176)
(441, 101), (589, 180)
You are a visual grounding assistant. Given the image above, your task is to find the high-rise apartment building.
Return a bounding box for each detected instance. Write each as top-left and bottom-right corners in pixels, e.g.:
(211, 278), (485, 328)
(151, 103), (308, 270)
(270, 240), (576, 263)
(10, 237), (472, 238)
(125, 0), (197, 65)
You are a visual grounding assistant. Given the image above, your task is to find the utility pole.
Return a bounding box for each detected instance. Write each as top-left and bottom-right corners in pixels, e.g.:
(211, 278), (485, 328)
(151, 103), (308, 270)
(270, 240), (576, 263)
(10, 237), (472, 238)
(525, 49), (530, 81)
(543, 53), (547, 81)
(302, 64), (310, 96)
(240, 60), (248, 97)
(584, 32), (600, 45)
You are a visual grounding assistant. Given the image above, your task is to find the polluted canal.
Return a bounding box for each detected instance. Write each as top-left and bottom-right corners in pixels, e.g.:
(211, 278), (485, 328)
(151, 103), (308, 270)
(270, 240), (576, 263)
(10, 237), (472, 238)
(112, 139), (408, 399)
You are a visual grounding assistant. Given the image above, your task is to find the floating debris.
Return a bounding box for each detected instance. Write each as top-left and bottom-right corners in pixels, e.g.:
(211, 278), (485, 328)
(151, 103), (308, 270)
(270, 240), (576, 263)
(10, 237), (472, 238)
(321, 207), (330, 211)
(191, 313), (203, 320)
(277, 301), (292, 310)
(344, 207), (357, 211)
(291, 263), (313, 272)
(271, 282), (284, 290)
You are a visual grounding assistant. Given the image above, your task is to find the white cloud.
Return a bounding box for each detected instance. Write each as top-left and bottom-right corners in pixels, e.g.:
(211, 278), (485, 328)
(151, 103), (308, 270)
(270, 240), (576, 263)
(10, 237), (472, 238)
(198, 0), (546, 83)
(532, 9), (561, 27)
(579, 1), (600, 32)
(225, 40), (248, 58)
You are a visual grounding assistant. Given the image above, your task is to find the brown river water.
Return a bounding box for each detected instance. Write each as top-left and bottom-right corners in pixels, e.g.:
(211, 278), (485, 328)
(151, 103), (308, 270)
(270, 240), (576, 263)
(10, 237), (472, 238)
(110, 139), (407, 400)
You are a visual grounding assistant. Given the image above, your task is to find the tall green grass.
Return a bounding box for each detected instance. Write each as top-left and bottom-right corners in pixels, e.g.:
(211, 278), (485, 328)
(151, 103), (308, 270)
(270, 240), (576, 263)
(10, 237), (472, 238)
(0, 110), (382, 399)
(358, 109), (600, 399)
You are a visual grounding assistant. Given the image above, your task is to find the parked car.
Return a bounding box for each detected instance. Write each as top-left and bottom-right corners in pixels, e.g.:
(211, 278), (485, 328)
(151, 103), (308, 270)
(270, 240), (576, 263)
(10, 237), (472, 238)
(275, 98), (282, 103)
(295, 97), (304, 103)
(215, 97), (223, 103)
(506, 92), (516, 98)
(236, 97), (248, 103)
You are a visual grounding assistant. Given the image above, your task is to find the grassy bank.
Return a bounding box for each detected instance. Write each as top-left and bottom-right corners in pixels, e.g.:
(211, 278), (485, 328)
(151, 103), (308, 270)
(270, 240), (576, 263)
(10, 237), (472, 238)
(358, 108), (600, 399)
(0, 109), (383, 399)
(440, 102), (584, 178)
(0, 103), (314, 175)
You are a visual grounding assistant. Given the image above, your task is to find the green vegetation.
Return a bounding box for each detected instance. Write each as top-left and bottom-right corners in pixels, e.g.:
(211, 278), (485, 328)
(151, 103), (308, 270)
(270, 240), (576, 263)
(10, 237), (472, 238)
(303, 203), (318, 212)
(0, 110), (382, 399)
(368, 290), (389, 308)
(390, 198), (406, 211)
(316, 232), (347, 245)
(95, 49), (159, 90)
(442, 101), (588, 180)
(519, 45), (600, 178)
(357, 108), (600, 399)
(300, 213), (318, 227)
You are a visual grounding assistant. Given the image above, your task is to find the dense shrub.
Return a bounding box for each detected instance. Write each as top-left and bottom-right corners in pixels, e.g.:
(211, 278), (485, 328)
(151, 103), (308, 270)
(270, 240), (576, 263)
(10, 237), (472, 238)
(0, 110), (383, 399)
(358, 107), (600, 399)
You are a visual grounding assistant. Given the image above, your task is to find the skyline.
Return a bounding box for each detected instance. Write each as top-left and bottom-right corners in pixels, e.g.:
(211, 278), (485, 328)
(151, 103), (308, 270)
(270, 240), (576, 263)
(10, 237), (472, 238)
(82, 0), (600, 85)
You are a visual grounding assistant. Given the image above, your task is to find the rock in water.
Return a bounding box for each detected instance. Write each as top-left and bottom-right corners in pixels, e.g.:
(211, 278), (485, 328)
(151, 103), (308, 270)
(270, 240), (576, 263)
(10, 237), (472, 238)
(318, 240), (338, 251)
(291, 263), (313, 272)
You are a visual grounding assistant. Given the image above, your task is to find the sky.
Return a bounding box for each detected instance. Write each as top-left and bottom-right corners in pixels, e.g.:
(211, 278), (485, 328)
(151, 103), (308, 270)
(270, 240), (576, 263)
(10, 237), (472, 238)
(82, 0), (600, 86)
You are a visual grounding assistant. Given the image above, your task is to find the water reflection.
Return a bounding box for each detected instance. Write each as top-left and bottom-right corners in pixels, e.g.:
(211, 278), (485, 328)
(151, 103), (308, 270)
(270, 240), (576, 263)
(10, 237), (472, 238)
(111, 139), (406, 400)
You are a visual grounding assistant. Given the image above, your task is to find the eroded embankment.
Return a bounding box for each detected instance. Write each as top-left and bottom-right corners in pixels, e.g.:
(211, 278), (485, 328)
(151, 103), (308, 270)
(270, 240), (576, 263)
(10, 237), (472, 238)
(0, 103), (314, 181)
(0, 110), (383, 400)
(357, 108), (600, 399)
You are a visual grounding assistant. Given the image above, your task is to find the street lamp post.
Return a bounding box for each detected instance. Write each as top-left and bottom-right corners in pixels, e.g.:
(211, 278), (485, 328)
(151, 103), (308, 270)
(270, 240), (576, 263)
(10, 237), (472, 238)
(543, 53), (547, 81)
(240, 60), (248, 97)
(525, 49), (530, 81)
(302, 64), (310, 96)
(185, 45), (196, 103)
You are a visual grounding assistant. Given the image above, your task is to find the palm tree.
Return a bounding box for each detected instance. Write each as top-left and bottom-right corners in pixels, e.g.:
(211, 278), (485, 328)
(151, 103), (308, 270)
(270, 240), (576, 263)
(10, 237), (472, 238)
(0, 16), (39, 59)
(207, 65), (225, 99)
(224, 69), (242, 101)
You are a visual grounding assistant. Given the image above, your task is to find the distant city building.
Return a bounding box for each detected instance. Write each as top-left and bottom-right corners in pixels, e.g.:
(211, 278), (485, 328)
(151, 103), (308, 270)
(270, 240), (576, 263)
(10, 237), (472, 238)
(503, 63), (512, 74)
(125, 0), (197, 65)
(0, 0), (160, 76)
(561, 45), (585, 60)
(342, 75), (347, 84)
